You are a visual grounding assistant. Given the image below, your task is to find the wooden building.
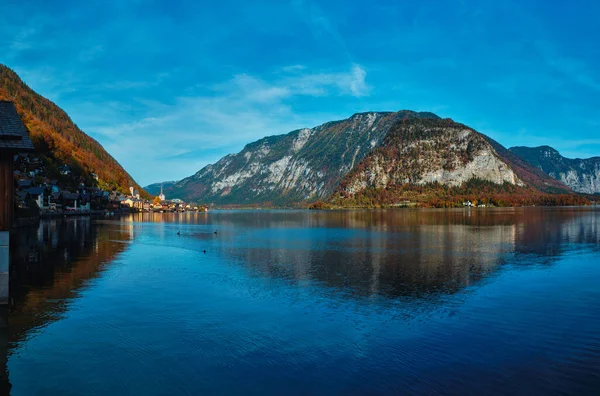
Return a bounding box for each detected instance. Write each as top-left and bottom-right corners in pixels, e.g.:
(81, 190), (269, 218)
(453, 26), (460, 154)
(0, 100), (33, 389)
(0, 101), (34, 230)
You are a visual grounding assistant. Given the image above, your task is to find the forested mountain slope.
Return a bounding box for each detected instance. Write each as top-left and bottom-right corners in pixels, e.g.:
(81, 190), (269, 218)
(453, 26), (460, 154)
(0, 64), (146, 196)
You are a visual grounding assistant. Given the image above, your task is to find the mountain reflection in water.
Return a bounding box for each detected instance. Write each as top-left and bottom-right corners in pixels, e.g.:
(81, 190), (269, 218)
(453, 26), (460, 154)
(2, 207), (599, 395)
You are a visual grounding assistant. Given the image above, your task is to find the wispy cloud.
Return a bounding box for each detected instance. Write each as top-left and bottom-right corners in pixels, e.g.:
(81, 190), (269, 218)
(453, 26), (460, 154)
(98, 72), (171, 91)
(291, 0), (351, 60)
(281, 64), (306, 72)
(213, 64), (369, 101)
(95, 116), (171, 138)
(81, 64), (368, 184)
(9, 27), (38, 50)
(288, 64), (369, 96)
(536, 41), (600, 92)
(78, 44), (105, 63)
(216, 74), (292, 103)
(348, 65), (368, 96)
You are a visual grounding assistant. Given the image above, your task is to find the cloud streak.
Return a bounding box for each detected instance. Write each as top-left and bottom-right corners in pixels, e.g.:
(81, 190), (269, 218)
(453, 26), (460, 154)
(220, 64), (370, 101)
(291, 0), (350, 59)
(536, 41), (600, 92)
(82, 64), (370, 184)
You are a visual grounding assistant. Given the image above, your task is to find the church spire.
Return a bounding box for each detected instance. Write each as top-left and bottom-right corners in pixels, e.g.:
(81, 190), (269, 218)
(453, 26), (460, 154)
(159, 183), (166, 201)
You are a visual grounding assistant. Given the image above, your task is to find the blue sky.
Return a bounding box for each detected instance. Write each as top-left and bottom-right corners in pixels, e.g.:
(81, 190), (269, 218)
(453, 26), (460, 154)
(1, 0), (599, 186)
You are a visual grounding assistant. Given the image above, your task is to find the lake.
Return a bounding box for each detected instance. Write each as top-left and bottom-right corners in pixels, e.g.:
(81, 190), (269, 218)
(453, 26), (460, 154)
(2, 208), (600, 395)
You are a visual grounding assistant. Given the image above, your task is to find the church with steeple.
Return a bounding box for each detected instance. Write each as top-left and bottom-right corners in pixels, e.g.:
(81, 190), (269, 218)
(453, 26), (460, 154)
(159, 184), (166, 201)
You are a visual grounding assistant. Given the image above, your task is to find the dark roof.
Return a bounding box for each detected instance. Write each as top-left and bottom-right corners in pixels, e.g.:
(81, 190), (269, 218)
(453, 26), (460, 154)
(61, 192), (79, 200)
(25, 186), (46, 196)
(0, 101), (35, 151)
(17, 179), (32, 187)
(16, 191), (28, 200)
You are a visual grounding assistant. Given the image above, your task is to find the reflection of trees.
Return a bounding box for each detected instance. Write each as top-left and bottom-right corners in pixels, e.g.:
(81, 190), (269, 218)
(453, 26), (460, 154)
(44, 209), (596, 303)
(8, 218), (133, 341)
(223, 224), (517, 299)
(0, 218), (133, 393)
(514, 208), (600, 256)
(206, 208), (600, 299)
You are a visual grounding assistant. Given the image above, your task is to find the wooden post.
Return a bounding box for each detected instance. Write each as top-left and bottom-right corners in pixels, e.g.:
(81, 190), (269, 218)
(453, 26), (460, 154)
(0, 150), (13, 232)
(0, 151), (12, 307)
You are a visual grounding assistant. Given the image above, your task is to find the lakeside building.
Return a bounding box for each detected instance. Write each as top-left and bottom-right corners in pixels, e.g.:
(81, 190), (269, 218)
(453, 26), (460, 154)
(0, 101), (35, 315)
(12, 154), (210, 215)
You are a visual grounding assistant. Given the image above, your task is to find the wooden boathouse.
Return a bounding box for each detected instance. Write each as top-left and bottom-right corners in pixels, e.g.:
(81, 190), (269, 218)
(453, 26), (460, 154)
(0, 101), (34, 307)
(0, 99), (34, 396)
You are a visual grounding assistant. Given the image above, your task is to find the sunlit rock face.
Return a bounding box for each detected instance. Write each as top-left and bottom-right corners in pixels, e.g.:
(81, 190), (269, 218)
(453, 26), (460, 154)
(340, 119), (525, 195)
(510, 146), (600, 194)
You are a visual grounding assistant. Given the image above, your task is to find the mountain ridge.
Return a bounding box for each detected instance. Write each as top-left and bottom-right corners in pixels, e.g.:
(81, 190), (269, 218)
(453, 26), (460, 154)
(144, 181), (177, 197)
(157, 112), (586, 207)
(509, 146), (600, 194)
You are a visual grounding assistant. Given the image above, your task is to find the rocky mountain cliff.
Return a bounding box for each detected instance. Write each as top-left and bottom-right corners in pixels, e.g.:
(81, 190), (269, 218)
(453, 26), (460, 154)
(339, 118), (523, 193)
(509, 146), (600, 194)
(0, 64), (146, 196)
(164, 110), (439, 205)
(331, 118), (572, 206)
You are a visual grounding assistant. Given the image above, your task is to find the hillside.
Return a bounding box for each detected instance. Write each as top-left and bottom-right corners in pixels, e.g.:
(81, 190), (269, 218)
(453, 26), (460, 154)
(510, 146), (600, 194)
(330, 118), (581, 207)
(144, 181), (176, 196)
(164, 110), (439, 205)
(0, 64), (147, 197)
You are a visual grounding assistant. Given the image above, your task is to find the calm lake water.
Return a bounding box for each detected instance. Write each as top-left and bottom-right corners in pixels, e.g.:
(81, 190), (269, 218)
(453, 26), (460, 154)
(2, 208), (600, 395)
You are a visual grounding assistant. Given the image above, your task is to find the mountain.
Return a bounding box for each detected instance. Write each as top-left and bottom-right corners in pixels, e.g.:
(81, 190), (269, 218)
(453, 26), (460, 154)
(164, 110), (440, 205)
(331, 118), (576, 207)
(160, 112), (582, 207)
(144, 181), (176, 196)
(509, 146), (600, 195)
(0, 64), (147, 197)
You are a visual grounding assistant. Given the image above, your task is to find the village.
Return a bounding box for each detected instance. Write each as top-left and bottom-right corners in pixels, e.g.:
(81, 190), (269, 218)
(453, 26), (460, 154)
(12, 152), (208, 217)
